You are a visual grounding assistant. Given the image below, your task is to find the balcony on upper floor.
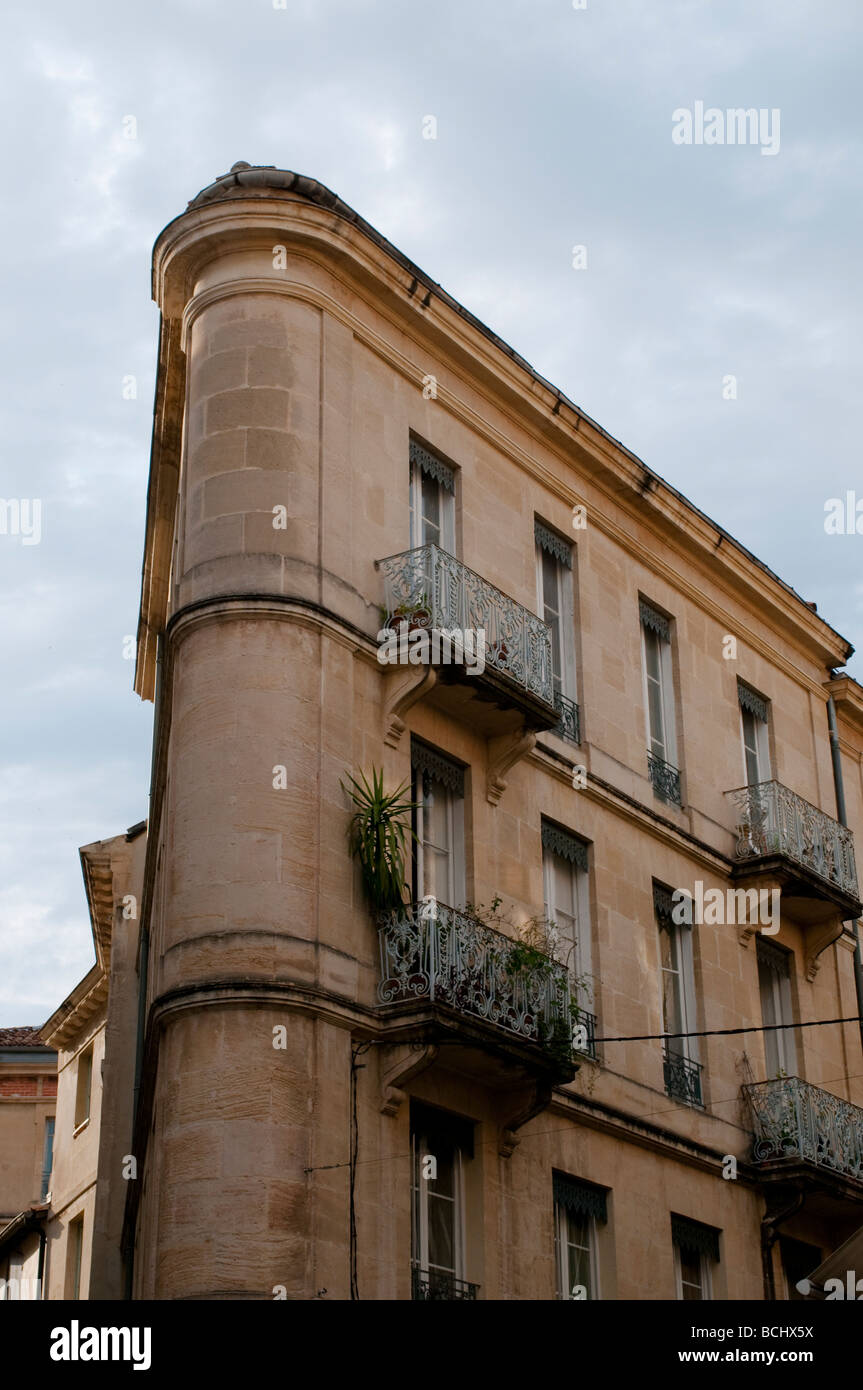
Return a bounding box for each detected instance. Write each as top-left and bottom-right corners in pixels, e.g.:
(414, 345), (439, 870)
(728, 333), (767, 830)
(743, 1076), (863, 1211)
(376, 900), (577, 1086)
(375, 544), (561, 739)
(725, 781), (861, 924)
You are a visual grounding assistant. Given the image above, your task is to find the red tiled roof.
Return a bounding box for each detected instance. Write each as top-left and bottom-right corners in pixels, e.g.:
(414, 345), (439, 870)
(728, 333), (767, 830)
(0, 1027), (46, 1047)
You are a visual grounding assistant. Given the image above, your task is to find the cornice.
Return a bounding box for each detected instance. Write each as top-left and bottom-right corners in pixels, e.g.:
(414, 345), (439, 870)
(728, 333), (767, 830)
(40, 968), (107, 1050)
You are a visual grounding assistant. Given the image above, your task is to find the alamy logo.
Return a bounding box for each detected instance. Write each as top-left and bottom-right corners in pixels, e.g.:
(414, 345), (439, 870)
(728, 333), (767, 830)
(0, 498), (41, 544)
(672, 101), (780, 156)
(672, 884), (780, 934)
(50, 1321), (151, 1371)
(377, 626), (486, 675)
(796, 1271), (863, 1300)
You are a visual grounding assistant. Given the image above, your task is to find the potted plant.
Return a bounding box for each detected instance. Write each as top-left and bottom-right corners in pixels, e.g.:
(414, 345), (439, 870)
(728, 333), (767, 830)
(383, 590), (432, 633)
(341, 767), (418, 916)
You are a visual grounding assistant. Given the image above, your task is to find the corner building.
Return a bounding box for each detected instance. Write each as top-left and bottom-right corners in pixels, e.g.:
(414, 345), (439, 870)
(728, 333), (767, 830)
(126, 163), (863, 1300)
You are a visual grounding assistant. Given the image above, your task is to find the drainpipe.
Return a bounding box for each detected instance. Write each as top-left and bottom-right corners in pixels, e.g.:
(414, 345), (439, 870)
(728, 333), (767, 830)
(37, 1223), (47, 1299)
(826, 690), (863, 1058)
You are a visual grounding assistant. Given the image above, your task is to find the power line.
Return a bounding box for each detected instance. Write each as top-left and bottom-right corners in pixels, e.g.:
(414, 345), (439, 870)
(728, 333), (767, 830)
(594, 1014), (862, 1044)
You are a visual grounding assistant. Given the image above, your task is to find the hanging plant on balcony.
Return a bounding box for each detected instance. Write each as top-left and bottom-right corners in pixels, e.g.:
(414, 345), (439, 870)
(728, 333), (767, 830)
(341, 767), (418, 915)
(382, 591), (432, 634)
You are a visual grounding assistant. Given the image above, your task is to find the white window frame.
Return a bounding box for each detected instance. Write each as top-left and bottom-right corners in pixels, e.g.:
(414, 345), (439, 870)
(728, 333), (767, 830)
(409, 452), (455, 553)
(535, 541), (576, 703)
(543, 842), (592, 1008)
(740, 703), (771, 786)
(554, 1200), (599, 1300)
(674, 1241), (713, 1301)
(412, 765), (465, 909)
(758, 945), (797, 1078)
(410, 1126), (467, 1281)
(640, 615), (678, 769)
(658, 915), (698, 1068)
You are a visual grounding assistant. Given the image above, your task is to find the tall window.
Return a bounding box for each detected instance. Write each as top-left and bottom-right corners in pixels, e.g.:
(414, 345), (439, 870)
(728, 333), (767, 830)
(738, 683), (771, 785)
(757, 939), (797, 1078)
(74, 1046), (93, 1131)
(410, 740), (465, 908)
(640, 600), (680, 803)
(410, 1103), (475, 1299)
(655, 884), (701, 1106)
(553, 1173), (607, 1300)
(67, 1216), (84, 1299)
(41, 1116), (55, 1200)
(409, 439), (455, 552)
(672, 1216), (719, 1300)
(535, 521), (577, 738)
(542, 822), (592, 1012)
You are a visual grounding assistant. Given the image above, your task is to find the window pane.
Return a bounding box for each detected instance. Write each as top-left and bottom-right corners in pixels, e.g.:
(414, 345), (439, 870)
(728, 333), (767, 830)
(428, 1194), (455, 1273)
(679, 1246), (703, 1299)
(421, 472), (441, 546)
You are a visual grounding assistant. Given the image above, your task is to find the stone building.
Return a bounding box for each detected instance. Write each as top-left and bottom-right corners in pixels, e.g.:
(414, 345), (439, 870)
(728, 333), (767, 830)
(42, 164), (863, 1299)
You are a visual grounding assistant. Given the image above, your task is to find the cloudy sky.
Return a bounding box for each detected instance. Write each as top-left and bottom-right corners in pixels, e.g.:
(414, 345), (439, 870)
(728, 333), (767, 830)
(1, 0), (860, 1024)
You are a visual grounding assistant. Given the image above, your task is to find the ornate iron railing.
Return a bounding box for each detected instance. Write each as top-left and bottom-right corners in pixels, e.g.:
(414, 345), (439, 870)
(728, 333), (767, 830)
(726, 781), (858, 901)
(663, 1048), (703, 1106)
(743, 1076), (863, 1182)
(378, 902), (572, 1049)
(648, 751), (682, 806)
(411, 1265), (479, 1300)
(553, 692), (581, 745)
(376, 544), (555, 708)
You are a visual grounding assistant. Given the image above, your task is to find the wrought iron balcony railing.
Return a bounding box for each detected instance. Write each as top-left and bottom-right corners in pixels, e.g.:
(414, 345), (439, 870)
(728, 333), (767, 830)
(648, 751), (682, 806)
(743, 1076), (863, 1183)
(376, 544), (555, 709)
(663, 1047), (703, 1107)
(553, 691), (581, 745)
(411, 1265), (479, 1300)
(725, 781), (858, 901)
(378, 901), (572, 1051)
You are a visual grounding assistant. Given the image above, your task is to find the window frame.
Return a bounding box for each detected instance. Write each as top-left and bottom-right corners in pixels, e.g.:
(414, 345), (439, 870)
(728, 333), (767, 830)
(554, 1199), (599, 1300)
(674, 1240), (713, 1301)
(409, 446), (455, 554)
(74, 1045), (93, 1133)
(739, 696), (771, 786)
(410, 1121), (468, 1283)
(535, 536), (576, 704)
(757, 941), (797, 1078)
(640, 610), (678, 769)
(542, 833), (592, 1008)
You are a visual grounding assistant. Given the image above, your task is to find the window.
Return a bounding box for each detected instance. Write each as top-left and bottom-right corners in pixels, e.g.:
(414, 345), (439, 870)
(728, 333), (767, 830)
(67, 1216), (84, 1299)
(553, 1173), (606, 1299)
(535, 521), (577, 739)
(672, 1215), (719, 1300)
(738, 683), (771, 785)
(542, 822), (592, 1033)
(409, 439), (455, 553)
(640, 600), (680, 803)
(41, 1116), (55, 1200)
(410, 1102), (475, 1299)
(757, 939), (797, 1078)
(410, 741), (465, 908)
(655, 884), (701, 1105)
(74, 1047), (93, 1131)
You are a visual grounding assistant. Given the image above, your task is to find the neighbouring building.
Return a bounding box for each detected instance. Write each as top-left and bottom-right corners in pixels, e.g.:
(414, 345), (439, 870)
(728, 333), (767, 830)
(33, 164), (863, 1299)
(0, 1027), (56, 1299)
(36, 827), (146, 1299)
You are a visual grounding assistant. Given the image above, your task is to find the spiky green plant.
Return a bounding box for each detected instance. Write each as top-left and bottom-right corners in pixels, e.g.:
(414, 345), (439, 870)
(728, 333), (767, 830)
(341, 768), (418, 915)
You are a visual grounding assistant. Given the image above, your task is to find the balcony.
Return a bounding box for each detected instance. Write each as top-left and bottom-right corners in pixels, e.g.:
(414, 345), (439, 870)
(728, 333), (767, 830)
(411, 1265), (479, 1300)
(663, 1048), (703, 1107)
(725, 781), (861, 922)
(743, 1077), (863, 1202)
(377, 901), (576, 1082)
(376, 544), (558, 736)
(553, 692), (581, 746)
